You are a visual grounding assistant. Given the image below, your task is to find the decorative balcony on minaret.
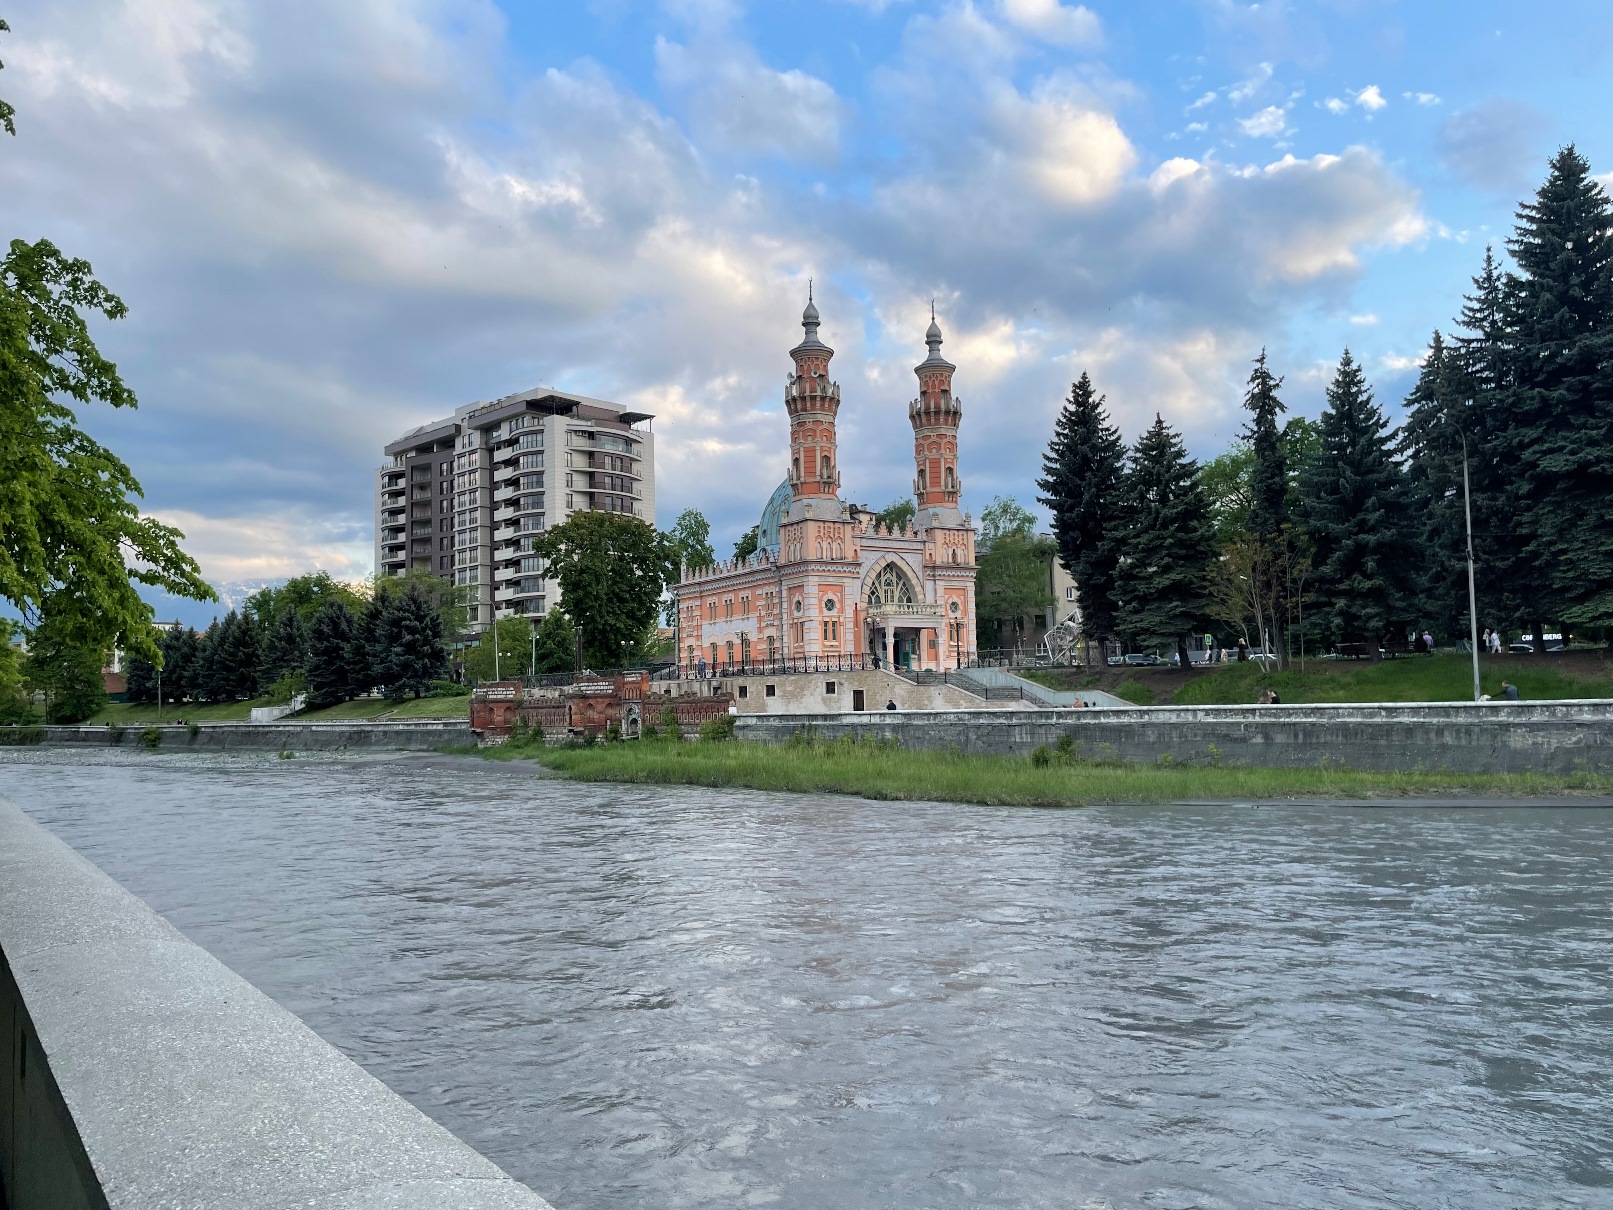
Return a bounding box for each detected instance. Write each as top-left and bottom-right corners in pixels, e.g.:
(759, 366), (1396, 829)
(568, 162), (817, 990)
(785, 290), (842, 503)
(910, 308), (965, 530)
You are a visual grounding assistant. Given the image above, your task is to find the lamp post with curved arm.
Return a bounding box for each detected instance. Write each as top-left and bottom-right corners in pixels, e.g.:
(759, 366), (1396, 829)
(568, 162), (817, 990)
(1450, 417), (1482, 703)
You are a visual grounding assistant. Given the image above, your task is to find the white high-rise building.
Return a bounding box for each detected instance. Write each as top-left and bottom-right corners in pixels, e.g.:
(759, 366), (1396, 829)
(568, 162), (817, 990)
(375, 387), (656, 633)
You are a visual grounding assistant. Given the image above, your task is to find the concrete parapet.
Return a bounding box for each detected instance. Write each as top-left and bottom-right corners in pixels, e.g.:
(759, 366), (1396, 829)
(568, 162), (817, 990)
(734, 700), (1613, 774)
(0, 795), (552, 1210)
(32, 719), (473, 752)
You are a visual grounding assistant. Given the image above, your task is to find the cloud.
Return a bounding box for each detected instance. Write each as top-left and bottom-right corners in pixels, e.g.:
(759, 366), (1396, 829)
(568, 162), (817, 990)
(1240, 105), (1289, 138)
(1403, 91), (1441, 106)
(1227, 61), (1273, 104)
(1, 0), (1435, 579)
(1353, 84), (1386, 111)
(1349, 313), (1378, 326)
(655, 35), (842, 161)
(1186, 90), (1217, 111)
(998, 0), (1102, 47)
(1322, 97), (1347, 115)
(1436, 98), (1552, 193)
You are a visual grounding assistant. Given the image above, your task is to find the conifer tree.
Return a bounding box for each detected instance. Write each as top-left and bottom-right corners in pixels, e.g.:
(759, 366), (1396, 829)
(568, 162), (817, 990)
(1242, 350), (1289, 541)
(201, 613), (240, 701)
(1300, 351), (1408, 658)
(227, 610), (262, 699)
(1397, 332), (1471, 634)
(1112, 414), (1214, 668)
(1504, 145), (1613, 633)
(193, 618), (221, 702)
(125, 649), (159, 703)
(353, 592), (387, 696)
(532, 608), (576, 674)
(262, 606), (308, 685)
(305, 600), (362, 708)
(162, 626), (201, 704)
(1036, 372), (1127, 655)
(372, 589), (448, 699)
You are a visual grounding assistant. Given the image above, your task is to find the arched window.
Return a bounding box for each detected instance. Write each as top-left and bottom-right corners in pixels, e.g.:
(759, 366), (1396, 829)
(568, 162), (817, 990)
(866, 564), (917, 608)
(944, 466), (956, 491)
(917, 467), (927, 491)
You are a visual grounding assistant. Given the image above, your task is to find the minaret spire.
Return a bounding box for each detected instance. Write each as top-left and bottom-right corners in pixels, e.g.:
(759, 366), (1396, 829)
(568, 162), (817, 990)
(785, 292), (841, 502)
(910, 309), (962, 516)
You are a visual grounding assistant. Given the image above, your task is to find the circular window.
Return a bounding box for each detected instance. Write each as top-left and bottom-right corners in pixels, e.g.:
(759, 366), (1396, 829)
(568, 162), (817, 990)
(823, 597), (837, 613)
(948, 599), (961, 615)
(793, 598), (804, 615)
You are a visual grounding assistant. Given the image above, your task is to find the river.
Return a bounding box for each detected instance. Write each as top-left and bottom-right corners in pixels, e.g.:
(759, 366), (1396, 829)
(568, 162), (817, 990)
(1, 750), (1609, 1209)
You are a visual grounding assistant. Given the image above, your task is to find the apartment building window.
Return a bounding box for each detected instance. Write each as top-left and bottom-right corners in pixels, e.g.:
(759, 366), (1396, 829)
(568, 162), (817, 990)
(517, 434), (543, 452)
(519, 452), (543, 469)
(566, 493), (574, 509)
(1065, 586), (1077, 601)
(455, 568), (480, 585)
(439, 537), (451, 551)
(520, 474), (543, 490)
(565, 472), (573, 488)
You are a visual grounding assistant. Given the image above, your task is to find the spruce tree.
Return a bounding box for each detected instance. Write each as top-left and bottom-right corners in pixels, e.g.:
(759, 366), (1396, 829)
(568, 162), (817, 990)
(1505, 146), (1613, 633)
(1242, 350), (1289, 541)
(532, 608), (576, 674)
(125, 650), (158, 703)
(193, 619), (221, 702)
(372, 589), (448, 699)
(305, 600), (361, 708)
(202, 613), (238, 701)
(1035, 372), (1127, 654)
(1397, 332), (1470, 635)
(163, 627), (201, 704)
(1300, 351), (1408, 658)
(262, 607), (308, 685)
(1112, 414), (1214, 667)
(228, 610), (262, 700)
(352, 592), (387, 696)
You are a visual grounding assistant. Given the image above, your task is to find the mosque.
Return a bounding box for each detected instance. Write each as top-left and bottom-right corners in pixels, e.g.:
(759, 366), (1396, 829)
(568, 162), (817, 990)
(674, 296), (978, 674)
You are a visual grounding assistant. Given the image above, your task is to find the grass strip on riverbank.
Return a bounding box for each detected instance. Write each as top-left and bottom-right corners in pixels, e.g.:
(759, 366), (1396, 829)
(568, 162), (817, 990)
(488, 735), (1613, 807)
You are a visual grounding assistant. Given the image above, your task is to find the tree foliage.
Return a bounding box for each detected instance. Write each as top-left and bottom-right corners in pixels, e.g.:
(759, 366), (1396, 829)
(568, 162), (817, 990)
(0, 18), (15, 139)
(463, 615), (536, 682)
(732, 525), (760, 562)
(371, 589), (448, 699)
(1299, 351), (1408, 655)
(667, 508), (715, 575)
(1036, 372), (1127, 649)
(974, 496), (1052, 648)
(23, 603), (108, 723)
(1113, 415), (1214, 665)
(874, 498), (916, 534)
(535, 512), (677, 667)
(1, 239), (214, 662)
(305, 600), (364, 708)
(532, 607), (577, 674)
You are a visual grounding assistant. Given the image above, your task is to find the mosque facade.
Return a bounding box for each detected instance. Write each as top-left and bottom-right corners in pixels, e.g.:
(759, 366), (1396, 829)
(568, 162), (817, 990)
(673, 299), (978, 674)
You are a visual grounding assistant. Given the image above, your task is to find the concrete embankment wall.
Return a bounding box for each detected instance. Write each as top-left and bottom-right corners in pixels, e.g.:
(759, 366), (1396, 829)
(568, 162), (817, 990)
(26, 719), (473, 751)
(0, 796), (552, 1210)
(734, 700), (1613, 774)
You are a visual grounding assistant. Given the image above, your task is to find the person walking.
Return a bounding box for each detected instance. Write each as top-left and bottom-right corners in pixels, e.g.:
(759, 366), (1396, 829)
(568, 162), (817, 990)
(1422, 629), (1434, 655)
(1489, 629), (1503, 655)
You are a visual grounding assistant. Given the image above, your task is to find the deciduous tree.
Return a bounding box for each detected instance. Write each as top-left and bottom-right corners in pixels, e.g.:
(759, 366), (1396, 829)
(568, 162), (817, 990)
(535, 512), (677, 667)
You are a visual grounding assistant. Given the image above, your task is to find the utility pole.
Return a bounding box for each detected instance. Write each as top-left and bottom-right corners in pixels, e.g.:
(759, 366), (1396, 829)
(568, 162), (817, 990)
(1457, 424), (1482, 703)
(494, 620), (500, 682)
(530, 627), (537, 677)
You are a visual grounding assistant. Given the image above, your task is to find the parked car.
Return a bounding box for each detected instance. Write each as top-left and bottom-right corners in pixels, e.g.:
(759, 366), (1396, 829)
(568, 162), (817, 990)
(1122, 653), (1162, 667)
(1508, 641), (1564, 654)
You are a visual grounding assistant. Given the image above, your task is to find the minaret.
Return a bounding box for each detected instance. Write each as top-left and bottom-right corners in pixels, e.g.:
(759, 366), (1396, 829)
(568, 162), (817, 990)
(910, 306), (963, 521)
(785, 285), (841, 502)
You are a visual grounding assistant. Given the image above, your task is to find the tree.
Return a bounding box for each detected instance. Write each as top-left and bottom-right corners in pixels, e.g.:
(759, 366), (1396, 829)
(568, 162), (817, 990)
(464, 616), (537, 682)
(24, 604), (108, 724)
(305, 600), (364, 708)
(1113, 415), (1214, 668)
(369, 568), (471, 650)
(246, 572), (367, 634)
(371, 589), (448, 699)
(974, 496), (1054, 651)
(126, 628), (161, 704)
(1299, 351), (1409, 658)
(354, 591), (387, 696)
(1242, 351), (1289, 542)
(262, 606), (308, 685)
(732, 525), (760, 563)
(159, 626), (201, 704)
(224, 609), (263, 700)
(875, 498), (916, 533)
(1199, 441), (1255, 548)
(1, 238), (214, 663)
(667, 508), (715, 575)
(1504, 146), (1613, 633)
(1, 17), (16, 139)
(0, 620), (33, 724)
(535, 512), (677, 667)
(1036, 372), (1127, 658)
(532, 608), (577, 674)
(1398, 331), (1473, 635)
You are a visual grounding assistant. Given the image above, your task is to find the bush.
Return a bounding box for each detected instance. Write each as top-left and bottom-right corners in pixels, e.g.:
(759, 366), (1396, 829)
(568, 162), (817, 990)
(137, 725), (162, 749)
(660, 705), (682, 742)
(106, 722), (125, 745)
(187, 721), (201, 740)
(699, 713), (736, 742)
(605, 721), (622, 743)
(641, 722), (661, 740)
(1031, 744), (1053, 768)
(429, 679), (471, 697)
(266, 671), (308, 706)
(0, 726), (45, 746)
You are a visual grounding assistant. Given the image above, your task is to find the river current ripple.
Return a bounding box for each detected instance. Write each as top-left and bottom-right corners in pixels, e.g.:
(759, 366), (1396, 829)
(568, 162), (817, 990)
(2, 751), (1609, 1209)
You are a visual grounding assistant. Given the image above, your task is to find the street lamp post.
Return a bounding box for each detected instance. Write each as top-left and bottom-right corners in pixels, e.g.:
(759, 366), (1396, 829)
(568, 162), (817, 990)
(1451, 420), (1482, 703)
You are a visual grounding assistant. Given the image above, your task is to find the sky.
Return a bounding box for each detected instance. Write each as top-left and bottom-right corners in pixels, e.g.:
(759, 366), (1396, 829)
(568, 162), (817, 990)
(3, 0), (1610, 626)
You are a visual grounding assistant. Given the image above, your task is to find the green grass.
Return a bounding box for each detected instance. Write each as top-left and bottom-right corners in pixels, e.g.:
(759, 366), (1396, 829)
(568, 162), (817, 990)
(485, 734), (1613, 807)
(86, 695), (468, 725)
(1171, 652), (1613, 706)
